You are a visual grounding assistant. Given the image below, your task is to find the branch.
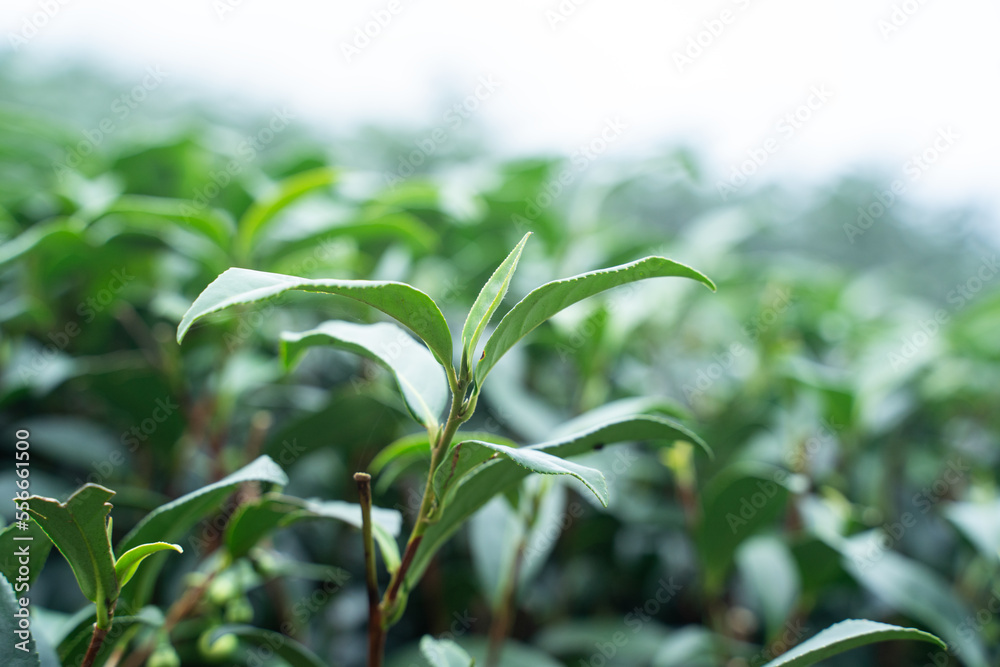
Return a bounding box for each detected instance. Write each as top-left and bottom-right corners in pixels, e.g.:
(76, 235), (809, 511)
(355, 472), (384, 667)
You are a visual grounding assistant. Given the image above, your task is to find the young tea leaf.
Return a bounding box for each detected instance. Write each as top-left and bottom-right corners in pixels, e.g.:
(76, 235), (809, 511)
(474, 256), (715, 387)
(761, 619), (945, 667)
(461, 232), (531, 369)
(114, 542), (183, 589)
(176, 267), (454, 372)
(281, 321), (448, 428)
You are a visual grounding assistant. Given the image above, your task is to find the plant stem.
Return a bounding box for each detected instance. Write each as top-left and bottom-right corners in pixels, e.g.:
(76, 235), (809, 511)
(355, 472), (384, 667)
(485, 538), (526, 667)
(381, 385), (468, 613)
(81, 625), (109, 667)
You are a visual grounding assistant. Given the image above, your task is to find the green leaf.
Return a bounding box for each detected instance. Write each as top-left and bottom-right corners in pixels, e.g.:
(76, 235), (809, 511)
(0, 573), (40, 666)
(474, 256), (715, 387)
(761, 619), (945, 667)
(207, 625), (327, 667)
(118, 456), (288, 553)
(461, 232), (531, 367)
(25, 485), (117, 614)
(434, 415), (709, 509)
(114, 542), (183, 589)
(116, 456), (287, 607)
(104, 195), (235, 248)
(176, 267), (454, 372)
(0, 520), (52, 587)
(409, 414), (707, 591)
(225, 494), (402, 572)
(420, 635), (475, 667)
(281, 321), (448, 428)
(236, 167), (339, 259)
(440, 440), (608, 508)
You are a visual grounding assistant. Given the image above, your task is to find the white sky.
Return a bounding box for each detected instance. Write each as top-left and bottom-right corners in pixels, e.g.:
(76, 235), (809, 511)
(2, 0), (999, 218)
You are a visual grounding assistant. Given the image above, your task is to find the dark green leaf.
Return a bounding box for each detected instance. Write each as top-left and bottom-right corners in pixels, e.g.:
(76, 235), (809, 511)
(25, 485), (117, 611)
(0, 520), (52, 588)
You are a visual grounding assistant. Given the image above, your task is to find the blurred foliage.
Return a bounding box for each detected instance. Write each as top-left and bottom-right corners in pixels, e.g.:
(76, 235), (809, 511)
(1, 60), (998, 667)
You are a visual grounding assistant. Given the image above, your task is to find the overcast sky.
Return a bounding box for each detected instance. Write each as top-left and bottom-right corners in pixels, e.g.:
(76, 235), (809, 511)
(2, 0), (998, 217)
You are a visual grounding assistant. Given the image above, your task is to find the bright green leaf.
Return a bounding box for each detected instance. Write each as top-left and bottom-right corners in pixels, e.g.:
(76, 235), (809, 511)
(474, 256), (715, 387)
(281, 321), (448, 428)
(761, 619), (945, 667)
(114, 542), (183, 589)
(461, 232), (531, 367)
